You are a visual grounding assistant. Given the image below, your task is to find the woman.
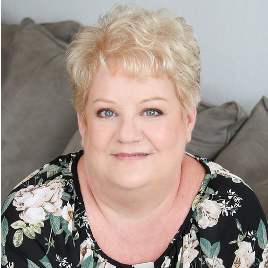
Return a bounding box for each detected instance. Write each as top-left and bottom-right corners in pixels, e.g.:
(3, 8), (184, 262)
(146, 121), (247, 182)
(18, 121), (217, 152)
(2, 4), (267, 268)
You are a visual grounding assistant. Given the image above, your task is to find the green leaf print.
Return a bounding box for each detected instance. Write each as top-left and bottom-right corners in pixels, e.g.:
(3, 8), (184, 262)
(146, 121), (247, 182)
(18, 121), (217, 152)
(1, 192), (16, 216)
(13, 229), (23, 247)
(200, 238), (211, 258)
(235, 219), (243, 232)
(23, 226), (36, 239)
(39, 164), (62, 178)
(257, 219), (268, 249)
(49, 214), (61, 235)
(1, 217), (9, 266)
(194, 207), (203, 222)
(1, 254), (8, 266)
(31, 224), (42, 234)
(73, 231), (79, 241)
(62, 191), (71, 202)
(40, 255), (53, 268)
(211, 241), (220, 257)
(237, 233), (247, 245)
(82, 255), (94, 268)
(11, 220), (27, 229)
(1, 217), (9, 244)
(27, 259), (41, 268)
(200, 238), (221, 259)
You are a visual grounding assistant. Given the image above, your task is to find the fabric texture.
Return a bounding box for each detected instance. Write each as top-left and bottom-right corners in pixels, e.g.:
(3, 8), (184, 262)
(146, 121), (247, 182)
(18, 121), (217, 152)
(216, 96), (268, 219)
(2, 151), (267, 268)
(186, 101), (248, 160)
(1, 18), (79, 204)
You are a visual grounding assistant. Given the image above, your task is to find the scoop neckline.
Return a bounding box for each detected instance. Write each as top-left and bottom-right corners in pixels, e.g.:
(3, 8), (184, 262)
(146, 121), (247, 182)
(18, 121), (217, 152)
(71, 150), (212, 267)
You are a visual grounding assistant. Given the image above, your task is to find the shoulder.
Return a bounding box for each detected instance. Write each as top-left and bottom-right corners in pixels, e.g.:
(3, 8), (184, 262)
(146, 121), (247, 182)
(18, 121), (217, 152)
(1, 151), (84, 267)
(2, 151), (83, 219)
(195, 158), (266, 219)
(191, 157), (268, 263)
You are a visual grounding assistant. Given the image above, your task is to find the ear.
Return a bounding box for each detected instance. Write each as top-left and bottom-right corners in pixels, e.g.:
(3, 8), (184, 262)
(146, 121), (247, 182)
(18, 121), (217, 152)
(185, 106), (197, 144)
(77, 114), (85, 148)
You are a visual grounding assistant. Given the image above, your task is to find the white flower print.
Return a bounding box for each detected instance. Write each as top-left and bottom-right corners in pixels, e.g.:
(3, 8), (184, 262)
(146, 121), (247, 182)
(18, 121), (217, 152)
(177, 228), (199, 267)
(259, 243), (268, 268)
(205, 257), (225, 268)
(218, 190), (242, 216)
(82, 211), (90, 228)
(206, 162), (252, 189)
(196, 199), (221, 229)
(22, 207), (46, 224)
(232, 241), (255, 268)
(206, 162), (233, 177)
(80, 236), (94, 264)
(6, 262), (14, 268)
(13, 178), (63, 224)
(161, 256), (171, 268)
(56, 254), (72, 267)
(206, 162), (243, 181)
(62, 202), (75, 232)
(97, 255), (117, 268)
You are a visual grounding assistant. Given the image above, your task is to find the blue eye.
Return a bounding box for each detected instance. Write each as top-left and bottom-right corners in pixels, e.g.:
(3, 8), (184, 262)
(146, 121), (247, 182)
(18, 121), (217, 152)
(143, 109), (162, 117)
(98, 109), (116, 118)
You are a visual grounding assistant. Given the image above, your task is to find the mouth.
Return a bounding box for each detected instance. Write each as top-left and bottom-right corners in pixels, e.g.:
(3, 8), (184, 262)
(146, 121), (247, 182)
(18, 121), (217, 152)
(112, 152), (150, 162)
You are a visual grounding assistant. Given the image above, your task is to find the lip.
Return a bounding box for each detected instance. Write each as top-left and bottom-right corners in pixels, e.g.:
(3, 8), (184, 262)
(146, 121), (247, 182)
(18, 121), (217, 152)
(112, 152), (150, 162)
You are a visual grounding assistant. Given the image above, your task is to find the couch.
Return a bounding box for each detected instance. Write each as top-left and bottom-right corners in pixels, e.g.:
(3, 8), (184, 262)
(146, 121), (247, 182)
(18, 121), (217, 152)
(2, 18), (268, 219)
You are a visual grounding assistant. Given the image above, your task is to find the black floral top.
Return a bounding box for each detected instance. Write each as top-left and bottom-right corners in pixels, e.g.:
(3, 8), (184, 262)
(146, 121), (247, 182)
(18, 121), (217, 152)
(1, 151), (268, 268)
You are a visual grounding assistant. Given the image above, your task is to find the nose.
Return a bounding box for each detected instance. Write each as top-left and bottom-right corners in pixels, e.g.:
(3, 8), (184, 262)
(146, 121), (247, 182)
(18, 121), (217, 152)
(116, 116), (144, 144)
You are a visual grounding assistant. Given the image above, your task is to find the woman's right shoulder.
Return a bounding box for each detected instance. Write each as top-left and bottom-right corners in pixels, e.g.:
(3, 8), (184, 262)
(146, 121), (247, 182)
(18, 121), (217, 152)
(1, 151), (82, 218)
(1, 151), (83, 267)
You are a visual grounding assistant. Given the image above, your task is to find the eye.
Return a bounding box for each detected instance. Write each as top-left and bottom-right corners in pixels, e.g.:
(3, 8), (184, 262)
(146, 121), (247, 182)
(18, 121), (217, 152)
(97, 109), (116, 118)
(142, 109), (163, 117)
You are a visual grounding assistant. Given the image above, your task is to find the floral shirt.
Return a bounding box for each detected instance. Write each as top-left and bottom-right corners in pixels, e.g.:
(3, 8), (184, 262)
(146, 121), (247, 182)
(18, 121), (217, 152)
(1, 151), (268, 268)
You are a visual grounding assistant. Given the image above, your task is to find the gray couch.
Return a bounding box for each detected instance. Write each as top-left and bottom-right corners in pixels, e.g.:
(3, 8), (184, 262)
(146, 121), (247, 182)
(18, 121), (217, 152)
(2, 18), (268, 219)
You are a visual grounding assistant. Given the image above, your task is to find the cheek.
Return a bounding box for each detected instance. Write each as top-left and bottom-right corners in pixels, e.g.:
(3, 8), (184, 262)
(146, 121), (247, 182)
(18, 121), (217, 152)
(86, 122), (115, 151)
(144, 121), (187, 151)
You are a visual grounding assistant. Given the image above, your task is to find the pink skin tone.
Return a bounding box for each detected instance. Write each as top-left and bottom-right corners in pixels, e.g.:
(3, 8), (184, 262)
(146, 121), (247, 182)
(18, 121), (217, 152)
(76, 62), (200, 264)
(77, 62), (196, 215)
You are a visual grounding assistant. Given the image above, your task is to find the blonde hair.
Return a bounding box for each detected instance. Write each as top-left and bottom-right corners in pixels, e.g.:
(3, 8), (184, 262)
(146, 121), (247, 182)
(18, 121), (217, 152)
(66, 4), (201, 120)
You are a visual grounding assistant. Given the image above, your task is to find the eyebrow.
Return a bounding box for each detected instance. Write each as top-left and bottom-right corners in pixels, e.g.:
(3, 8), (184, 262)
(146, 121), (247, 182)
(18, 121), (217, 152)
(140, 97), (168, 103)
(93, 98), (117, 104)
(93, 96), (167, 104)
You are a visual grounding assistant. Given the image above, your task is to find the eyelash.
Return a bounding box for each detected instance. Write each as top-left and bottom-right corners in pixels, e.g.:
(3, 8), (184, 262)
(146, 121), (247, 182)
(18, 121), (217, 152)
(97, 109), (117, 118)
(141, 108), (163, 117)
(96, 108), (163, 118)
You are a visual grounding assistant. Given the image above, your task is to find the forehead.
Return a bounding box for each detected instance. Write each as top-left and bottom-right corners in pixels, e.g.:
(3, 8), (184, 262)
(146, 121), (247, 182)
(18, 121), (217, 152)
(89, 65), (177, 102)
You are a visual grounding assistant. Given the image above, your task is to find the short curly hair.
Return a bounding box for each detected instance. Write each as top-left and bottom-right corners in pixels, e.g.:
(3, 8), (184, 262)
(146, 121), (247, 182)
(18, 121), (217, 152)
(66, 4), (201, 121)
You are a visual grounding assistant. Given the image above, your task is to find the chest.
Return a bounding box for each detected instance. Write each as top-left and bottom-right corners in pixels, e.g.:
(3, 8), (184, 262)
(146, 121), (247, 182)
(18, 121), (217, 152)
(86, 196), (192, 265)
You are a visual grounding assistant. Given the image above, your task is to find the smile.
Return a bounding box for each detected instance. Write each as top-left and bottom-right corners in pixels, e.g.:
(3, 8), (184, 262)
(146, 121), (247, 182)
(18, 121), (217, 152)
(112, 153), (150, 162)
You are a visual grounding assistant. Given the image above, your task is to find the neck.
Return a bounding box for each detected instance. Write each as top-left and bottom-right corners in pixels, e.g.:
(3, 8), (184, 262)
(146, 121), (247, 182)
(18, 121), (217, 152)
(77, 154), (182, 224)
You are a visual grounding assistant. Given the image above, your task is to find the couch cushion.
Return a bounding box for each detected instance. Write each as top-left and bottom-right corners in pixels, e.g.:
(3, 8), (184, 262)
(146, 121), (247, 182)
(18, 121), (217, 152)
(1, 24), (19, 85)
(215, 96), (268, 218)
(62, 129), (83, 155)
(41, 21), (80, 43)
(1, 20), (80, 85)
(1, 18), (78, 204)
(186, 101), (248, 160)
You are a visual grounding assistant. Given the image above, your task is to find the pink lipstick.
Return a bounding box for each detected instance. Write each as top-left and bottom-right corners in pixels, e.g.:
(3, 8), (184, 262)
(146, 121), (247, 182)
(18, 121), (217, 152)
(113, 152), (149, 162)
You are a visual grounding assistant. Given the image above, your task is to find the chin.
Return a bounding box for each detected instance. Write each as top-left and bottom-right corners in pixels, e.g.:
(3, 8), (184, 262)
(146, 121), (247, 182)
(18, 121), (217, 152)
(109, 171), (152, 191)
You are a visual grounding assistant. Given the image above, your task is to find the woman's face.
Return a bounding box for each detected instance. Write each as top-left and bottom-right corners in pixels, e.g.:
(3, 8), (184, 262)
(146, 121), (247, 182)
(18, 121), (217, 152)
(78, 64), (196, 192)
